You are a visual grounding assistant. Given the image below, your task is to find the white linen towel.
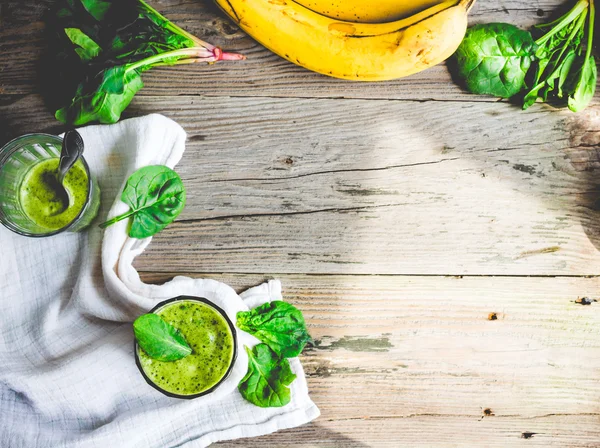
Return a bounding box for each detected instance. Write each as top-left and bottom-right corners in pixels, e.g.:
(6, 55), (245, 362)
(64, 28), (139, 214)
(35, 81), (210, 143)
(0, 114), (319, 448)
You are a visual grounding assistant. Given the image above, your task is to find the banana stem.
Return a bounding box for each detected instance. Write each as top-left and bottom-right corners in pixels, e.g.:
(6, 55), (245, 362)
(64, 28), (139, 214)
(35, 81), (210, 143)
(459, 0), (478, 12)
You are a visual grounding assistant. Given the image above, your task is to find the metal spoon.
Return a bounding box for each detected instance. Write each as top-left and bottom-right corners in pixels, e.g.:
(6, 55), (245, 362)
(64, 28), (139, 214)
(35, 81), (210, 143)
(47, 130), (85, 215)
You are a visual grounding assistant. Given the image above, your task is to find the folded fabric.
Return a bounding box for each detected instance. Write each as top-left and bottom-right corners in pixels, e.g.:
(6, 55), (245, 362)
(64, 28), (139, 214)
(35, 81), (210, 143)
(0, 114), (319, 448)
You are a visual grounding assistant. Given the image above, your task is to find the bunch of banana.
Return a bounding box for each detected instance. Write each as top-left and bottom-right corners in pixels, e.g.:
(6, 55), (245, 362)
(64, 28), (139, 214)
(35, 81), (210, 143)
(294, 0), (446, 23)
(214, 0), (477, 81)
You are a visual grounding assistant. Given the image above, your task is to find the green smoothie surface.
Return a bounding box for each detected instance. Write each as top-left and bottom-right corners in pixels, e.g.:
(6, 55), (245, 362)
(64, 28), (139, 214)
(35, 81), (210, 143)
(19, 158), (89, 230)
(138, 300), (235, 396)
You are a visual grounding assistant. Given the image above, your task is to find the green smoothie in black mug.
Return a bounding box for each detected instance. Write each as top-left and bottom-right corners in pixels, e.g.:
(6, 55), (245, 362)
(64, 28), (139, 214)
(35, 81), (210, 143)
(136, 297), (237, 398)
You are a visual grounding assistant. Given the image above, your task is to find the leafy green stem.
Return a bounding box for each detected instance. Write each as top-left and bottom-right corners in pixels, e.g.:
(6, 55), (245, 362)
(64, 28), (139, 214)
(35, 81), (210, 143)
(136, 0), (217, 50)
(535, 0), (589, 46)
(555, 8), (588, 61)
(125, 46), (244, 72)
(98, 209), (137, 228)
(586, 0), (595, 60)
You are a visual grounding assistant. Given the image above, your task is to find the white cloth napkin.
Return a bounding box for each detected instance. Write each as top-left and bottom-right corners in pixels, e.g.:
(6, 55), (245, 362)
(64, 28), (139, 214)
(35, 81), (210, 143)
(0, 114), (319, 448)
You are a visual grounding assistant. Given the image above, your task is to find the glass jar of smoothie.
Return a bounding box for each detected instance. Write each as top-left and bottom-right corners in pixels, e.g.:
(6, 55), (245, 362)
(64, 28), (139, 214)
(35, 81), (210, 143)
(0, 133), (100, 237)
(135, 296), (238, 399)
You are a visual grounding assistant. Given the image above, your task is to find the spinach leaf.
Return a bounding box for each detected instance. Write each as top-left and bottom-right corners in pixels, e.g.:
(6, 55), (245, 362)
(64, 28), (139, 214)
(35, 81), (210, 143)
(238, 344), (296, 408)
(453, 23), (535, 98)
(99, 165), (186, 239)
(51, 0), (244, 126)
(134, 313), (192, 361)
(557, 49), (578, 97)
(523, 47), (579, 108)
(64, 28), (101, 61)
(237, 301), (311, 358)
(451, 0), (595, 113)
(567, 2), (596, 113)
(55, 66), (143, 125)
(568, 55), (597, 112)
(523, 1), (589, 110)
(80, 0), (112, 21)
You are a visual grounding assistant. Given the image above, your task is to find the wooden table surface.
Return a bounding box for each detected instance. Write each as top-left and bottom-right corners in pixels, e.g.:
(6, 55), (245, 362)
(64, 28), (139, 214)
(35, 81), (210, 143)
(2, 0), (600, 446)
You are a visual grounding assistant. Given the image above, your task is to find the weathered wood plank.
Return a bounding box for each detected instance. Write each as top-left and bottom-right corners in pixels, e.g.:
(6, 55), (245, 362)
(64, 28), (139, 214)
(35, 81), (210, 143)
(130, 96), (599, 276)
(139, 273), (600, 447)
(1, 0), (596, 102)
(213, 416), (600, 447)
(2, 94), (599, 275)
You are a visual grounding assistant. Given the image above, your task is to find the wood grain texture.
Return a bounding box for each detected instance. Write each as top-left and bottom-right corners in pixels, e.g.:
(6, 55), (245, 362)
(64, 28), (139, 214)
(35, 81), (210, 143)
(140, 273), (600, 447)
(2, 0), (598, 102)
(125, 96), (599, 276)
(2, 94), (599, 275)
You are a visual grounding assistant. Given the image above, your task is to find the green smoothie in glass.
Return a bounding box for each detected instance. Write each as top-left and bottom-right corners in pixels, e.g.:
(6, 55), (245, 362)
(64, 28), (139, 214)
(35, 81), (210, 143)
(136, 297), (237, 398)
(20, 158), (89, 230)
(0, 133), (100, 237)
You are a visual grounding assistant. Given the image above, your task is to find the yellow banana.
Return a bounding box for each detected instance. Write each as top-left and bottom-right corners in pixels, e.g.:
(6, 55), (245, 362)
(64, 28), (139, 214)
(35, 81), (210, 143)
(294, 0), (445, 23)
(214, 0), (477, 81)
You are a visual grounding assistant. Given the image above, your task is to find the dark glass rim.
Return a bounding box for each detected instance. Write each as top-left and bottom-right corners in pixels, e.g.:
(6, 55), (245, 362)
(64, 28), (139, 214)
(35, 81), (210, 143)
(0, 133), (94, 238)
(134, 296), (239, 400)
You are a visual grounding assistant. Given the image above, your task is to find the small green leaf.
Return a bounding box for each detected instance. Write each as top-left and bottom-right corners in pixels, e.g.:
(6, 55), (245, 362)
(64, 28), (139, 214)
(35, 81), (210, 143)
(568, 55), (597, 112)
(238, 344), (296, 408)
(98, 165), (186, 239)
(80, 0), (112, 21)
(237, 301), (310, 358)
(64, 28), (101, 62)
(134, 313), (192, 362)
(557, 50), (577, 97)
(453, 23), (535, 98)
(55, 67), (143, 125)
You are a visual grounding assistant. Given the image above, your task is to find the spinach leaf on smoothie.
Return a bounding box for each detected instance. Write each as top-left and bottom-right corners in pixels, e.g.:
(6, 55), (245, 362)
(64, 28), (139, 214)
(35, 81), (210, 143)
(133, 313), (192, 361)
(237, 301), (311, 358)
(238, 344), (296, 408)
(99, 165), (185, 238)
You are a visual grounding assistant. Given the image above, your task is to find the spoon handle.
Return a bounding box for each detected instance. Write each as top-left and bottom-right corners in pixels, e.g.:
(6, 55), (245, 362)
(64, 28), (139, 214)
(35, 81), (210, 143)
(58, 130), (85, 184)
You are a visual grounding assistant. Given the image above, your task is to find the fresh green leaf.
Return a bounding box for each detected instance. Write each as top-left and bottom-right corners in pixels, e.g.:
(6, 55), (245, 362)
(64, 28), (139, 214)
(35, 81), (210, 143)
(51, 0), (243, 126)
(134, 313), (192, 361)
(64, 28), (101, 61)
(557, 49), (578, 97)
(568, 55), (597, 112)
(97, 65), (128, 94)
(568, 0), (596, 113)
(453, 23), (535, 98)
(524, 48), (577, 108)
(98, 165), (186, 239)
(238, 344), (296, 408)
(80, 0), (112, 21)
(55, 66), (143, 125)
(452, 0), (595, 113)
(523, 2), (588, 109)
(237, 301), (311, 358)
